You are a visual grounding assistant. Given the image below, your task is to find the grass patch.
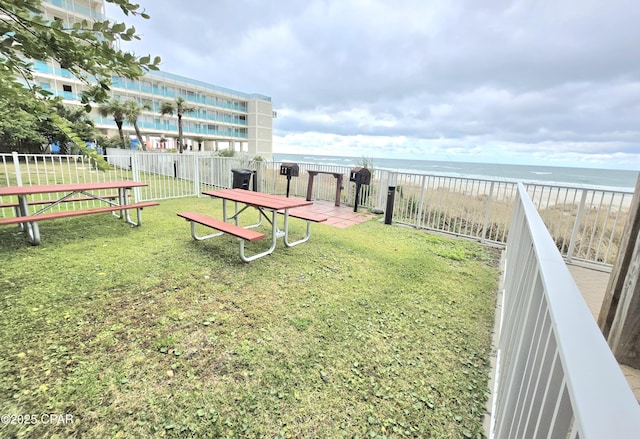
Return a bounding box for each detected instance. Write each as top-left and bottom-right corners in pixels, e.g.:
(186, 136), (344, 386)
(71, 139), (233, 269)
(0, 196), (500, 438)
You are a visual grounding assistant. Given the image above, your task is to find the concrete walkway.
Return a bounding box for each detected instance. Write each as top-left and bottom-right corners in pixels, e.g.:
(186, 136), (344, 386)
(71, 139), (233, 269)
(568, 265), (640, 403)
(291, 198), (378, 228)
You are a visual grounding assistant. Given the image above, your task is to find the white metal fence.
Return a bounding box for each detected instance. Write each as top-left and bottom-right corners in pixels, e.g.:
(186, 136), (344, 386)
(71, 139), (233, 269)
(1, 151), (635, 268)
(491, 183), (640, 438)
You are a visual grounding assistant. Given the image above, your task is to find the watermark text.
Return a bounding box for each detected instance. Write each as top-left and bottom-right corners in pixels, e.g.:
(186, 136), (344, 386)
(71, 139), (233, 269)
(1, 413), (74, 425)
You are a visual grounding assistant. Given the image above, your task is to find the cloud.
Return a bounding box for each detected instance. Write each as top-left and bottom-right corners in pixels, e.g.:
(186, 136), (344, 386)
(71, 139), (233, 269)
(107, 0), (640, 169)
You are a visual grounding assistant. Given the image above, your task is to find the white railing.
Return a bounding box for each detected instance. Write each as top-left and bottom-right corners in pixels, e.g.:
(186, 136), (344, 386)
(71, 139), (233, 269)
(491, 183), (640, 438)
(0, 152), (143, 209)
(1, 152), (634, 268)
(388, 173), (635, 267)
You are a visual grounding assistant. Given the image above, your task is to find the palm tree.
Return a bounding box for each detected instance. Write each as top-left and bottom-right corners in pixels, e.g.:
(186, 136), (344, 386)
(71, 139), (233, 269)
(194, 136), (204, 151)
(160, 96), (195, 153)
(124, 100), (151, 151)
(97, 98), (127, 148)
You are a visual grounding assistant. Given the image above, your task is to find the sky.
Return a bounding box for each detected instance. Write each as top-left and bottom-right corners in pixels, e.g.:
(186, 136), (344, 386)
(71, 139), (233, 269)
(106, 0), (640, 170)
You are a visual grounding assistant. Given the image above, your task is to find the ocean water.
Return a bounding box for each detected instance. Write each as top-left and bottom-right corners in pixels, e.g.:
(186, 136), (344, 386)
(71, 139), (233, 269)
(273, 153), (639, 190)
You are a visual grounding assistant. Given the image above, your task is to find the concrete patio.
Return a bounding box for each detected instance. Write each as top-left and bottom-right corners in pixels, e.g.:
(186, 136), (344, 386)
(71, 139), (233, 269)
(290, 198), (378, 228)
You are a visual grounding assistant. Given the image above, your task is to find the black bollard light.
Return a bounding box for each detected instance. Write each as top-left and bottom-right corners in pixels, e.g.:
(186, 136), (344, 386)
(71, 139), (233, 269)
(384, 173), (397, 225)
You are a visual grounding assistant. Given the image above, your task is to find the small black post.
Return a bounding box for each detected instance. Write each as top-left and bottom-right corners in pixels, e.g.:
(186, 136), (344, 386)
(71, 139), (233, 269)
(353, 182), (361, 212)
(384, 173), (398, 225)
(251, 170), (257, 191)
(384, 186), (396, 224)
(286, 175), (292, 197)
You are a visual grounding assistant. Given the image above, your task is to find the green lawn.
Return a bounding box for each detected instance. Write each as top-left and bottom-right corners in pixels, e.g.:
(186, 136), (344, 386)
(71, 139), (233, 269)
(0, 197), (500, 438)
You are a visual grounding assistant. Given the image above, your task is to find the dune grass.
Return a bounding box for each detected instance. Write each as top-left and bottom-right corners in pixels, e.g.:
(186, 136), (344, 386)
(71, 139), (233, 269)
(0, 197), (500, 438)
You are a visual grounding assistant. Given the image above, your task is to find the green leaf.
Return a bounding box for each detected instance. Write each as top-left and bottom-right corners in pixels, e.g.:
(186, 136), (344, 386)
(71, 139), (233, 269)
(112, 22), (126, 33)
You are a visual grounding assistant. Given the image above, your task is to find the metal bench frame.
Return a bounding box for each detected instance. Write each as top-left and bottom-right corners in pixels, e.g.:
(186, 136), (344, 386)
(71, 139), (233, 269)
(280, 209), (328, 247)
(177, 212), (272, 263)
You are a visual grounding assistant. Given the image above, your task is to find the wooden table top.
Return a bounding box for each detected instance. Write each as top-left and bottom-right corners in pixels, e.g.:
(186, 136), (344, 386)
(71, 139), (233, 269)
(0, 181), (147, 197)
(203, 189), (313, 210)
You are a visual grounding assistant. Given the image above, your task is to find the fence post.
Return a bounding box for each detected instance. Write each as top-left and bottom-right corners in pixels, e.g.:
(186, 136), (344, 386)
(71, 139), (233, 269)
(566, 190), (588, 263)
(375, 170), (388, 212)
(481, 181), (495, 243)
(12, 151), (22, 186)
(130, 152), (142, 201)
(193, 154), (200, 196)
(416, 175), (427, 228)
(257, 161), (266, 193)
(599, 174), (640, 342)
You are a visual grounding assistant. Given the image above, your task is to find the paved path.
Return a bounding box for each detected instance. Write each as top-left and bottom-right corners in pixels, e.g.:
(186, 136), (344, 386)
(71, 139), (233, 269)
(292, 198), (377, 228)
(568, 265), (640, 403)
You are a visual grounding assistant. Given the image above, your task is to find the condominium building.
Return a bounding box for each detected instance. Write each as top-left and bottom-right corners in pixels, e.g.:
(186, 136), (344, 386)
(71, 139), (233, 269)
(32, 0), (273, 157)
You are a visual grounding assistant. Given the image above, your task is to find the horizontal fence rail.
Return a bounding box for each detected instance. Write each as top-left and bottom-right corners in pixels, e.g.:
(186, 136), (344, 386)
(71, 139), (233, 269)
(492, 183), (640, 438)
(1, 152), (634, 268)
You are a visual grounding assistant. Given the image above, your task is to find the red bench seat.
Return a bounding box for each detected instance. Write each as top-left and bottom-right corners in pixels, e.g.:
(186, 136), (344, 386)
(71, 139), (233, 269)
(177, 212), (266, 242)
(0, 202), (159, 226)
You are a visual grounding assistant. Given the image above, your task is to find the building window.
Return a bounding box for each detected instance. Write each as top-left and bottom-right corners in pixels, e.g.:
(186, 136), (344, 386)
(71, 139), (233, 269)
(62, 84), (72, 92)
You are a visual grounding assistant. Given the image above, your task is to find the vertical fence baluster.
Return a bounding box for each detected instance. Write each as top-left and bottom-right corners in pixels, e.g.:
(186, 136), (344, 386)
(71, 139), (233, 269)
(566, 190), (588, 264)
(12, 151), (22, 186)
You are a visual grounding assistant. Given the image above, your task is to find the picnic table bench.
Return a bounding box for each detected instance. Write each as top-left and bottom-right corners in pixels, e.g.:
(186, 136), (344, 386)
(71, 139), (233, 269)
(278, 207), (328, 246)
(0, 194), (120, 215)
(177, 212), (267, 242)
(0, 201), (159, 225)
(0, 181), (158, 245)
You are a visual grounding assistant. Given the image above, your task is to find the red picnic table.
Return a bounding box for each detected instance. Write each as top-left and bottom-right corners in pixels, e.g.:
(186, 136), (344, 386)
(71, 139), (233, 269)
(0, 181), (158, 245)
(177, 188), (327, 262)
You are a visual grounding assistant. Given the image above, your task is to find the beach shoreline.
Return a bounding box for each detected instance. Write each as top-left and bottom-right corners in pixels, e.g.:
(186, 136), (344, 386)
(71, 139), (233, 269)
(273, 153), (639, 190)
